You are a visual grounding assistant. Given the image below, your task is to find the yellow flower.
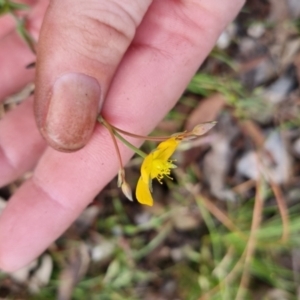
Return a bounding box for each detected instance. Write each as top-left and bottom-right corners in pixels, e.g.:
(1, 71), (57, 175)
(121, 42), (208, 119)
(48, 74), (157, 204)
(136, 137), (180, 206)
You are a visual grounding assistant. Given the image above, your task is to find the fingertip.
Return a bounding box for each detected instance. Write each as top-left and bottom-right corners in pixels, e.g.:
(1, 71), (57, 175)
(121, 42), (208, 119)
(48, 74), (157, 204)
(34, 0), (152, 151)
(35, 72), (101, 152)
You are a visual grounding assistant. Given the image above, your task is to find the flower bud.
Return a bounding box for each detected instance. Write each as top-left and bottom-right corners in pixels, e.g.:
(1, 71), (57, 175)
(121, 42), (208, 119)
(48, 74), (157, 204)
(192, 121), (217, 136)
(121, 181), (133, 202)
(118, 169), (125, 187)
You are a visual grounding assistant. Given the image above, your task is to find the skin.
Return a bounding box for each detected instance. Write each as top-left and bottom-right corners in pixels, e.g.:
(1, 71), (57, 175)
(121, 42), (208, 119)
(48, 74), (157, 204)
(0, 0), (245, 271)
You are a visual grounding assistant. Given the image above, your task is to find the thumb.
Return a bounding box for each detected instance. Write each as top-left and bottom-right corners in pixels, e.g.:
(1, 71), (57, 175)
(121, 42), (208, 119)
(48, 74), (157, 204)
(34, 0), (152, 151)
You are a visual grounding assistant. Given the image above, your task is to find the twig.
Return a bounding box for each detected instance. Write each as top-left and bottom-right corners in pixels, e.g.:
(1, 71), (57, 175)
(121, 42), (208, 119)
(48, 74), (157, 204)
(235, 178), (264, 300)
(269, 180), (289, 242)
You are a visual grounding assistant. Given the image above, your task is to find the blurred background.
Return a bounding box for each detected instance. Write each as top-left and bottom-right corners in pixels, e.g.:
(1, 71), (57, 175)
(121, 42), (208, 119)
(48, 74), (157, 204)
(2, 0), (300, 299)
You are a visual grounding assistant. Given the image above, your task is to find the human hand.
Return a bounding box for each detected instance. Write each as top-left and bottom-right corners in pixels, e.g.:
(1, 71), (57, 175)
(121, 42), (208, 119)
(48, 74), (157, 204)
(0, 0), (244, 271)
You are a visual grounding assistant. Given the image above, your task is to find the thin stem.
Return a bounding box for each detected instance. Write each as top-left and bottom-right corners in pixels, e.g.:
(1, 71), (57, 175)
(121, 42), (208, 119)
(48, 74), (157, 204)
(110, 124), (170, 141)
(98, 116), (147, 158)
(269, 180), (289, 242)
(133, 222), (172, 259)
(100, 117), (123, 169)
(113, 130), (147, 158)
(235, 178), (263, 300)
(11, 13), (36, 54)
(98, 116), (206, 144)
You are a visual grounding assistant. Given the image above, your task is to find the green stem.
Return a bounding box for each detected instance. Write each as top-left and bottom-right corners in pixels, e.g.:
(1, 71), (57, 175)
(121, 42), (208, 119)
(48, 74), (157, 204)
(113, 130), (147, 158)
(133, 222), (172, 260)
(11, 13), (36, 54)
(98, 116), (147, 158)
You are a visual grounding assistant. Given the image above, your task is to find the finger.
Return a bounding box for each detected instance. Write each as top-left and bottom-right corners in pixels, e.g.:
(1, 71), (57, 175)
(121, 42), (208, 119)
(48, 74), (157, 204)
(0, 15), (15, 38)
(0, 0), (48, 101)
(0, 0), (38, 38)
(0, 32), (35, 100)
(104, 0), (245, 131)
(0, 0), (244, 271)
(0, 97), (46, 186)
(34, 0), (153, 152)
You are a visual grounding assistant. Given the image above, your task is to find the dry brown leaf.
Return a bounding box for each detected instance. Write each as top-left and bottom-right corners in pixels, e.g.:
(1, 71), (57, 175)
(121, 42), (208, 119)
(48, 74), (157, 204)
(293, 52), (300, 84)
(240, 120), (265, 149)
(185, 93), (226, 131)
(203, 114), (239, 201)
(268, 0), (289, 22)
(182, 94), (225, 166)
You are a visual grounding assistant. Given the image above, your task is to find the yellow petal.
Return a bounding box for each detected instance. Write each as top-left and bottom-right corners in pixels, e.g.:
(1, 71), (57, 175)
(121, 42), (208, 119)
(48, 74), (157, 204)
(141, 153), (153, 181)
(154, 137), (180, 161)
(136, 177), (153, 206)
